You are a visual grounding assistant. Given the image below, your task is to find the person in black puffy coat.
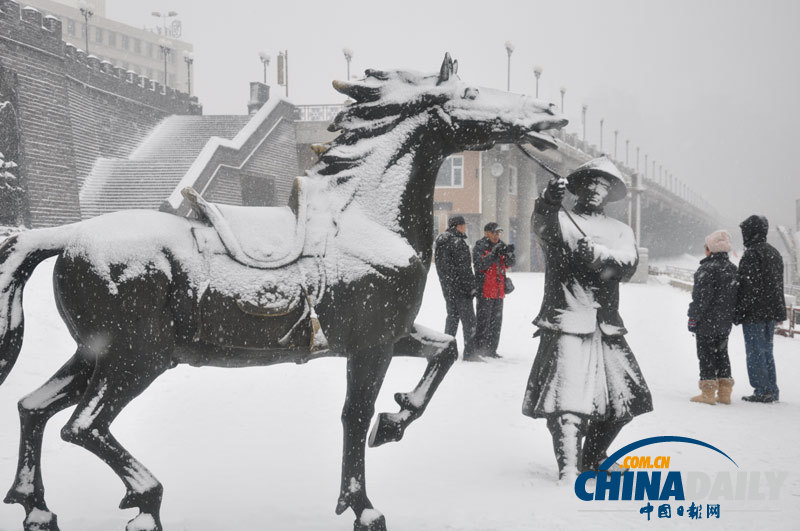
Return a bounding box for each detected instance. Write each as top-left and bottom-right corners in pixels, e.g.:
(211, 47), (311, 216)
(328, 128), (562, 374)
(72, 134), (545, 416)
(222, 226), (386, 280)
(687, 230), (738, 405)
(735, 215), (786, 403)
(434, 215), (477, 359)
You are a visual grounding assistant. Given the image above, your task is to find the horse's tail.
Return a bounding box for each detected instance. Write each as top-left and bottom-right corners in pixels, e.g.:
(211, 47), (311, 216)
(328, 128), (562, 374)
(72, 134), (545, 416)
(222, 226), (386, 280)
(0, 226), (73, 386)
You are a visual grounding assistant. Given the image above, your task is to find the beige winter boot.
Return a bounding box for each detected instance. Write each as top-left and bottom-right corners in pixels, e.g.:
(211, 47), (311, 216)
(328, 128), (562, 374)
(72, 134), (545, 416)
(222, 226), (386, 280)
(690, 380), (718, 405)
(716, 378), (735, 405)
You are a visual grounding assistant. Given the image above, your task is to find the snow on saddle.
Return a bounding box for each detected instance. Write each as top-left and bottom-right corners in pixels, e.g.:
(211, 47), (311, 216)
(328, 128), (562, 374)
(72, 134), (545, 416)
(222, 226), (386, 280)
(183, 181), (326, 351)
(182, 178), (309, 269)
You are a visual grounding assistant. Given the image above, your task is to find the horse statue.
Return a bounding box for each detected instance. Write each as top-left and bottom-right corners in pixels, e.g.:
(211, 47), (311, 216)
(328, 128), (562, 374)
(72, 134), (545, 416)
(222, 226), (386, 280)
(0, 53), (566, 531)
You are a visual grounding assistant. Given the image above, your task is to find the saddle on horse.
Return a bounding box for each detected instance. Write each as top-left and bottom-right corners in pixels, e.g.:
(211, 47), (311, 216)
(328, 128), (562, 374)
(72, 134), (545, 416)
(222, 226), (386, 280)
(182, 181), (326, 352)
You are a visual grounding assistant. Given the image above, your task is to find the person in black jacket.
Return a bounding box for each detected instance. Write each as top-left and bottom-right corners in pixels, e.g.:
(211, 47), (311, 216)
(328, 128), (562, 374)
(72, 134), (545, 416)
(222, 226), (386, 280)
(434, 215), (477, 360)
(472, 222), (515, 359)
(735, 215), (786, 403)
(687, 230), (738, 405)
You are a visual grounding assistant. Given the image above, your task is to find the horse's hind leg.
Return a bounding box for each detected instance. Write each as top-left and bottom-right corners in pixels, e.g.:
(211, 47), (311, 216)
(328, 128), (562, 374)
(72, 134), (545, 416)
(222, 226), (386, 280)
(4, 352), (94, 531)
(369, 324), (458, 448)
(60, 345), (172, 531)
(336, 344), (392, 531)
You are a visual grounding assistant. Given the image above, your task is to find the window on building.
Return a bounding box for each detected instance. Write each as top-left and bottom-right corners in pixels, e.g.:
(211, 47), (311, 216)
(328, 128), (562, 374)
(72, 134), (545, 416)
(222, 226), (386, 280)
(435, 155), (464, 188)
(509, 166), (518, 195)
(95, 27), (103, 44)
(134, 38), (142, 55)
(121, 35), (129, 50)
(107, 31), (116, 47)
(146, 42), (154, 58)
(66, 19), (75, 36)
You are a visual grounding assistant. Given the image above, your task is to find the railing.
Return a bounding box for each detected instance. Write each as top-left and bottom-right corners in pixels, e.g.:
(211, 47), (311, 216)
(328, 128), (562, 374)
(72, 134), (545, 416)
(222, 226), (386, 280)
(295, 104), (343, 122)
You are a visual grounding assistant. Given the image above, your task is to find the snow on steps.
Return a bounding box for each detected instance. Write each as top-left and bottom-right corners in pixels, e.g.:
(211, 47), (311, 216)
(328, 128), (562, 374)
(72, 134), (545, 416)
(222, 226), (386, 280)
(79, 115), (251, 219)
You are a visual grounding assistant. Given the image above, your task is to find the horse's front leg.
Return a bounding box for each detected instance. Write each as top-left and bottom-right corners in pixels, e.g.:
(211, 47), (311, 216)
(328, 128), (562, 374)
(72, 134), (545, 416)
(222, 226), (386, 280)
(336, 344), (392, 531)
(369, 324), (457, 448)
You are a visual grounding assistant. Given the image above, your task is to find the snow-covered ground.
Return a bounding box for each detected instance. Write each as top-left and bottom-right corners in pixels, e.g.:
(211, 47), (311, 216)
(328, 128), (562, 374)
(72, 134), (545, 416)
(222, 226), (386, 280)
(0, 259), (797, 530)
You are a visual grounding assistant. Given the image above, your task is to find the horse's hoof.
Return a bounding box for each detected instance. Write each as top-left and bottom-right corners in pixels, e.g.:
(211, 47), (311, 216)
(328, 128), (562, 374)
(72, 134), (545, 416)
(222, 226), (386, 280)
(368, 412), (406, 448)
(23, 508), (59, 531)
(126, 512), (162, 531)
(354, 509), (387, 531)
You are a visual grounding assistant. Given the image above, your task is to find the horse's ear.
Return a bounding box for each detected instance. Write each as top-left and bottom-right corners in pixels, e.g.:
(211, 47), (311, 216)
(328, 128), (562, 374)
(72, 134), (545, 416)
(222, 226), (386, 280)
(438, 52), (453, 85)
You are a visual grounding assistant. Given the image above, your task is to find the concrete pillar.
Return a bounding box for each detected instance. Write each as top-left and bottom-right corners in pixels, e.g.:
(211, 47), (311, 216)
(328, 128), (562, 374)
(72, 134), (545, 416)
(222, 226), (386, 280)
(480, 151), (498, 231)
(515, 169), (533, 271)
(629, 247), (649, 283)
(496, 164), (510, 241)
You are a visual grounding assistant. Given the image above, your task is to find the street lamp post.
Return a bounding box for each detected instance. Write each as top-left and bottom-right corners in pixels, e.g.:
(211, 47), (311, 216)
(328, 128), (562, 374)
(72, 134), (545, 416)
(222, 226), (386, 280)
(625, 139), (629, 166)
(581, 104), (588, 143)
(644, 154), (648, 178)
(636, 146), (640, 171)
(183, 51), (193, 95)
(533, 65), (542, 98)
(504, 41), (514, 91)
(151, 10), (178, 36)
(343, 48), (353, 81)
(159, 38), (171, 89)
(78, 1), (93, 54)
(599, 118), (604, 151)
(559, 86), (566, 112)
(258, 51), (270, 84)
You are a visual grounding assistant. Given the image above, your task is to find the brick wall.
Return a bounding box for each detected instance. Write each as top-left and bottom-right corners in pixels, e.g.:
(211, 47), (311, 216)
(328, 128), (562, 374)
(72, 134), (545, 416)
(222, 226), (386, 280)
(0, 0), (200, 227)
(241, 116), (299, 206)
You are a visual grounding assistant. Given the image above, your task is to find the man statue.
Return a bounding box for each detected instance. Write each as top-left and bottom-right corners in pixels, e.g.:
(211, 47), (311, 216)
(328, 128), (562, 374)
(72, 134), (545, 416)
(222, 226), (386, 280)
(435, 215), (477, 360)
(523, 156), (653, 482)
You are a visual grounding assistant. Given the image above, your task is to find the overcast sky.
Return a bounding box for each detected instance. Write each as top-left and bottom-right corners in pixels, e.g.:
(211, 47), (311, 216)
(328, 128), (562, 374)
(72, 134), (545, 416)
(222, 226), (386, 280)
(106, 0), (800, 231)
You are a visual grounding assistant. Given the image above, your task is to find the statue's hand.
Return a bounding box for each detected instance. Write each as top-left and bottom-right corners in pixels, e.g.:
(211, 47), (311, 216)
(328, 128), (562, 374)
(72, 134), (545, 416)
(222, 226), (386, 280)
(544, 177), (566, 204)
(577, 237), (595, 263)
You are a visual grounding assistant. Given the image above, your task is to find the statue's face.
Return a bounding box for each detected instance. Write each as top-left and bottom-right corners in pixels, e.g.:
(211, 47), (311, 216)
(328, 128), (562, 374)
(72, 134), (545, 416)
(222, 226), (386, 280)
(576, 177), (611, 208)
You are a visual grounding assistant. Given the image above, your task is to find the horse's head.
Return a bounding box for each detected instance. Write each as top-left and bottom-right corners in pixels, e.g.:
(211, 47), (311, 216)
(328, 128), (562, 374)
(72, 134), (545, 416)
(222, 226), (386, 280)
(328, 53), (568, 156)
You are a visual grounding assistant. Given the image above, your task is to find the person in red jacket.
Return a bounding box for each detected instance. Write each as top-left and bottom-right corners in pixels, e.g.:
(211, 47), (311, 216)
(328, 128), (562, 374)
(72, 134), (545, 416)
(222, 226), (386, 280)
(472, 222), (515, 359)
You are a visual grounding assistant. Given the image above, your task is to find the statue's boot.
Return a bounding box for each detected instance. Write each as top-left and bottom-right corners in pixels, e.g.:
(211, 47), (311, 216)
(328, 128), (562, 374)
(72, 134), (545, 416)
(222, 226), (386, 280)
(546, 413), (585, 482)
(582, 417), (629, 472)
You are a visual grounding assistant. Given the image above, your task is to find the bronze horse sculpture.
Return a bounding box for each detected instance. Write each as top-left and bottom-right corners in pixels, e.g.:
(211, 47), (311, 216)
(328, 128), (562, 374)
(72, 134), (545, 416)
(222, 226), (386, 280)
(0, 54), (566, 531)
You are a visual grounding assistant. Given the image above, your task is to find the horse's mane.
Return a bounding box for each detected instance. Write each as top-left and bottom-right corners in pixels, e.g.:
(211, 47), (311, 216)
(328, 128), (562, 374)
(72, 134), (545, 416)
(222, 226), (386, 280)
(311, 68), (450, 179)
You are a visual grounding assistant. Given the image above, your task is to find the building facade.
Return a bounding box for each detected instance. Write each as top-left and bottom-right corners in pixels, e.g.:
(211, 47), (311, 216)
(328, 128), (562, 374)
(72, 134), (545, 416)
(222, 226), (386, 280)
(0, 0), (199, 227)
(20, 0), (193, 93)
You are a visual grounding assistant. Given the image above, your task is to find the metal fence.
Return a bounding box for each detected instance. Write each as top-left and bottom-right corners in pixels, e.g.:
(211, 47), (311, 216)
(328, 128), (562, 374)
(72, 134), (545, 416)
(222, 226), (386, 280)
(295, 104), (343, 122)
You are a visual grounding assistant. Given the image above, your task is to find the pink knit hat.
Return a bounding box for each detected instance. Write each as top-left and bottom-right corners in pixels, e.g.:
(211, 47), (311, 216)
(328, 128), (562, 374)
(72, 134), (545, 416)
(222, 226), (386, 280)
(705, 230), (732, 253)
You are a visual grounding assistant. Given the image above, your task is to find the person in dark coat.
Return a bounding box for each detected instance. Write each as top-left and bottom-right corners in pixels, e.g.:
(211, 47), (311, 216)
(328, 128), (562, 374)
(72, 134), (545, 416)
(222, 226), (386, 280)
(735, 215), (786, 403)
(434, 215), (477, 359)
(523, 156), (652, 482)
(472, 222), (515, 359)
(687, 230), (738, 405)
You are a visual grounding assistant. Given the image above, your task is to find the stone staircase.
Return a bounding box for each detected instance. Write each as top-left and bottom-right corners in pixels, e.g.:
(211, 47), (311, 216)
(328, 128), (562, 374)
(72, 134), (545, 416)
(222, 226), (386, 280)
(80, 115), (250, 219)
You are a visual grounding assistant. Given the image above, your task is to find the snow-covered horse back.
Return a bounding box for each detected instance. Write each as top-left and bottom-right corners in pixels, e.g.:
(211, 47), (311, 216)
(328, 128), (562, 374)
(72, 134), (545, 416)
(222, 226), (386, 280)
(0, 53), (566, 531)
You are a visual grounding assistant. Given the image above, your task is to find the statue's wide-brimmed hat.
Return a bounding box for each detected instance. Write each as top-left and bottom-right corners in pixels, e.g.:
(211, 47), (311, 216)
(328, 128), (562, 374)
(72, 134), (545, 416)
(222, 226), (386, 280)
(566, 156), (628, 202)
